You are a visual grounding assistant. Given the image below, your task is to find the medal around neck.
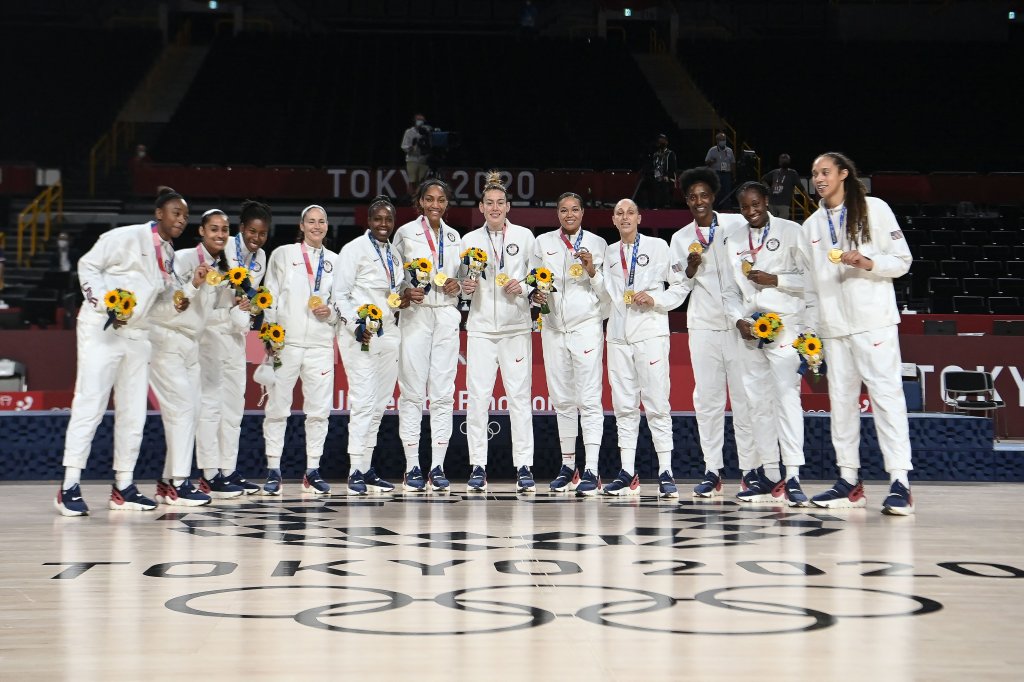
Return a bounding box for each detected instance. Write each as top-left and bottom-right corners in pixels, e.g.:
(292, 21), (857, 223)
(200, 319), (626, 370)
(827, 248), (844, 264)
(568, 263), (584, 278)
(623, 289), (635, 305)
(308, 295), (323, 310)
(688, 241), (703, 254)
(495, 273), (510, 287)
(206, 270), (224, 285)
(173, 290), (186, 306)
(741, 260), (753, 276)
(387, 292), (402, 309)
(433, 272), (449, 287)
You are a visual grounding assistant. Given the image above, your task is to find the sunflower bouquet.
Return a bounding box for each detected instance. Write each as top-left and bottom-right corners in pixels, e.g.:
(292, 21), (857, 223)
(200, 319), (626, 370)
(356, 303), (384, 351)
(226, 266), (255, 297)
(405, 257), (433, 292)
(792, 331), (826, 378)
(103, 288), (137, 330)
(258, 322), (286, 369)
(525, 267), (557, 314)
(751, 311), (783, 348)
(460, 247), (488, 280)
(250, 286), (274, 316)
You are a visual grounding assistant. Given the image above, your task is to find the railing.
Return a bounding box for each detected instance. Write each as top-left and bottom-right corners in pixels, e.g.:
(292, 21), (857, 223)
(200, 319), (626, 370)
(16, 181), (63, 267)
(792, 183), (818, 221)
(89, 120), (136, 197)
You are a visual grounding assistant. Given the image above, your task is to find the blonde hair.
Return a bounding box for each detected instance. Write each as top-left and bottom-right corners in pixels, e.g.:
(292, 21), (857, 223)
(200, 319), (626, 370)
(480, 170), (510, 201)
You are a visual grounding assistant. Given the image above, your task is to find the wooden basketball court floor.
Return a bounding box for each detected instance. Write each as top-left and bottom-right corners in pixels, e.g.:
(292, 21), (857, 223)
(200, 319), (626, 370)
(2, 480), (1022, 681)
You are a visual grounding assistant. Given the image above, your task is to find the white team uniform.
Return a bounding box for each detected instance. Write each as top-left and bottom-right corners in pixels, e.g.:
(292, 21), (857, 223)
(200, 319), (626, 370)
(530, 228), (609, 456)
(392, 217), (462, 469)
(721, 215), (807, 471)
(332, 231), (405, 473)
(149, 245), (247, 480)
(196, 235), (266, 476)
(461, 222), (535, 469)
(261, 242), (338, 471)
(799, 197), (913, 474)
(602, 235), (687, 465)
(670, 212), (757, 473)
(63, 222), (171, 475)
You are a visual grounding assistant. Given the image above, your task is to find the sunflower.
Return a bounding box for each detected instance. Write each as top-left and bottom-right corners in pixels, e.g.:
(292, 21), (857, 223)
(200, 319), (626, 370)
(120, 297), (135, 315)
(765, 312), (782, 328)
(260, 322), (270, 335)
(754, 316), (773, 338)
(803, 337), (821, 355)
(227, 267), (248, 286)
(535, 267), (553, 283)
(104, 291), (121, 309)
(254, 290), (273, 309)
(269, 325), (285, 344)
(367, 304), (383, 320)
(414, 257), (432, 272)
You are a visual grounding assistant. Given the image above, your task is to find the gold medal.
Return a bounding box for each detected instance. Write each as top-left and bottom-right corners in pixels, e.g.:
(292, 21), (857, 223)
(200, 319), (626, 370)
(173, 290), (186, 306)
(308, 295), (323, 310)
(433, 272), (449, 287)
(741, 261), (753, 276)
(623, 290), (635, 305)
(688, 241), (704, 254)
(569, 263), (584, 278)
(205, 270), (224, 285)
(387, 292), (402, 309)
(495, 273), (510, 287)
(827, 248), (844, 264)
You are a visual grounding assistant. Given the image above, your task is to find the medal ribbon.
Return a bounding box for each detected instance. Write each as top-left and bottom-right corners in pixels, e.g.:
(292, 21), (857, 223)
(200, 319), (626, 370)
(486, 221), (507, 273)
(694, 214), (718, 248)
(234, 233), (258, 271)
(151, 223), (173, 282)
(368, 232), (396, 292)
(420, 216), (444, 271)
(825, 205), (846, 247)
(560, 228), (584, 258)
(301, 242), (325, 295)
(742, 221), (771, 263)
(619, 235), (640, 292)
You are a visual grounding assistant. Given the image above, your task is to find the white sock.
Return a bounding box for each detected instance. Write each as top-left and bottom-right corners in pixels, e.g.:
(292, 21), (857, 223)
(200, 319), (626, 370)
(562, 453), (576, 468)
(171, 478), (184, 487)
(656, 450), (672, 476)
(267, 455), (282, 471)
(620, 448), (636, 475)
(559, 437), (576, 456)
(349, 453), (366, 475)
(223, 468), (235, 477)
(63, 467), (82, 489)
(430, 444), (447, 471)
(840, 467), (859, 485)
(584, 443), (600, 473)
(204, 468), (219, 480)
(307, 455), (322, 470)
(890, 469), (910, 487)
(763, 463), (781, 481)
(115, 471), (133, 489)
(786, 466), (800, 481)
(404, 444), (420, 471)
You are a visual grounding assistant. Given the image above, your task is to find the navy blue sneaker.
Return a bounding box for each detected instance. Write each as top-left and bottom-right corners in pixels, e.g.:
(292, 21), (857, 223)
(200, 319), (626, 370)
(428, 466), (450, 492)
(161, 479), (211, 507)
(740, 468), (760, 492)
(516, 466), (536, 493)
(347, 470), (367, 495)
(658, 470), (679, 499)
(692, 470), (723, 498)
(364, 467), (395, 493)
(262, 470), (282, 496)
(467, 466), (487, 492)
(200, 473), (245, 499)
(786, 478), (809, 507)
(882, 481), (914, 516)
(810, 478), (867, 509)
(55, 483), (89, 517)
(736, 467), (786, 504)
(225, 470), (261, 495)
(303, 468), (331, 495)
(602, 469), (640, 496)
(549, 465), (579, 492)
(575, 469), (601, 497)
(404, 466), (427, 492)
(109, 483), (159, 511)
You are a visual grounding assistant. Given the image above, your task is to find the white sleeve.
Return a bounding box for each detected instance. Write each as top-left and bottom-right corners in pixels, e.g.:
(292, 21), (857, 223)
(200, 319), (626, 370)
(330, 247), (360, 323)
(76, 235), (116, 312)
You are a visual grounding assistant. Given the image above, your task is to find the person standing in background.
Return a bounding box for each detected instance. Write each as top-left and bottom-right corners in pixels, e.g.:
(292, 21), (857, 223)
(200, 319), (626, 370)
(762, 154), (801, 219)
(705, 132), (736, 210)
(401, 114), (430, 197)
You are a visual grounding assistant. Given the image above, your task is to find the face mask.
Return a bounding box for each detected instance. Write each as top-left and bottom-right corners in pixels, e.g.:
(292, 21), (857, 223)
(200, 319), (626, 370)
(717, 141), (727, 150)
(415, 119), (424, 128)
(137, 151), (146, 158)
(57, 239), (69, 248)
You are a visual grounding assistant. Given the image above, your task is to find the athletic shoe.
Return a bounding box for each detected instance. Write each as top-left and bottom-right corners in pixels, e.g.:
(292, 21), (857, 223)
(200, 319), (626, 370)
(549, 465), (580, 492)
(347, 470), (367, 495)
(658, 471), (679, 499)
(364, 467), (395, 493)
(428, 466), (450, 492)
(602, 469), (640, 496)
(692, 470), (723, 498)
(786, 478), (809, 507)
(109, 483), (158, 511)
(516, 466), (536, 493)
(155, 479), (175, 504)
(467, 466), (487, 492)
(225, 471), (261, 495)
(810, 478), (867, 509)
(200, 473), (245, 500)
(55, 483), (89, 517)
(262, 470), (282, 496)
(882, 481), (915, 516)
(404, 466), (427, 492)
(740, 468), (760, 492)
(303, 469), (332, 495)
(736, 467), (786, 504)
(575, 469), (601, 497)
(160, 480), (211, 507)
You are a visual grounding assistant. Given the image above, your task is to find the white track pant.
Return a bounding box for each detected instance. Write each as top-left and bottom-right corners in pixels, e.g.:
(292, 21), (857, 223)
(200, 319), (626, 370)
(339, 329), (400, 459)
(825, 325), (913, 473)
(541, 323), (605, 452)
(607, 335), (673, 453)
(397, 306), (460, 462)
(689, 328), (756, 472)
(262, 343), (334, 468)
(62, 318), (151, 474)
(466, 333), (533, 468)
(742, 335), (805, 468)
(196, 330), (247, 473)
(149, 326), (201, 479)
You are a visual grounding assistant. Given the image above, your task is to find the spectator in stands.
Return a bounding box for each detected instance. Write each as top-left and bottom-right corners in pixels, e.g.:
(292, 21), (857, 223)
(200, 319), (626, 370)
(55, 189), (189, 517)
(55, 232), (72, 272)
(705, 132), (736, 209)
(639, 133), (678, 209)
(519, 0), (539, 40)
(799, 152), (915, 516)
(393, 178), (463, 493)
(128, 144), (152, 193)
(762, 154), (801, 219)
(401, 114), (430, 198)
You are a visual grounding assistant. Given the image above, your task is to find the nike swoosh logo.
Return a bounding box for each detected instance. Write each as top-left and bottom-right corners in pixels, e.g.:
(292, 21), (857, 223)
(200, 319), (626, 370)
(546, 251), (558, 255)
(516, 357), (525, 363)
(584, 348), (595, 354)
(71, 497), (82, 501)
(649, 359), (660, 365)
(321, 370), (331, 375)
(873, 341), (883, 347)
(292, 261), (303, 266)
(811, 238), (821, 244)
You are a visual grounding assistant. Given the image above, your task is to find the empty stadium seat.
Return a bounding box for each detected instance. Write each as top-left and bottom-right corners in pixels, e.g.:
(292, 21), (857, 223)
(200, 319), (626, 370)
(952, 296), (988, 314)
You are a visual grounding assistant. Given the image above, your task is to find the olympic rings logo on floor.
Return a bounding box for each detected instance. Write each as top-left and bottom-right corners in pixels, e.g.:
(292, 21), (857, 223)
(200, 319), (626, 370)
(458, 420), (501, 439)
(165, 584), (942, 637)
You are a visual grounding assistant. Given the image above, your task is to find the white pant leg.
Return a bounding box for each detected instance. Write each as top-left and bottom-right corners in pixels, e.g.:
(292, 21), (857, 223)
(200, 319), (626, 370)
(110, 334), (152, 475)
(723, 328), (757, 468)
(343, 331), (399, 464)
(466, 335), (500, 467)
(635, 336), (673, 453)
(63, 319), (128, 470)
(689, 329), (727, 472)
(541, 327), (577, 452)
(425, 308), (461, 457)
(263, 344), (304, 461)
(149, 329), (201, 479)
(572, 325), (606, 447)
(851, 325), (913, 473)
(765, 341), (805, 467)
(496, 333), (533, 468)
(299, 344), (335, 467)
(741, 343), (781, 467)
(825, 335), (863, 471)
(607, 340), (640, 452)
(217, 333), (247, 472)
(195, 331), (225, 471)
(397, 311), (433, 452)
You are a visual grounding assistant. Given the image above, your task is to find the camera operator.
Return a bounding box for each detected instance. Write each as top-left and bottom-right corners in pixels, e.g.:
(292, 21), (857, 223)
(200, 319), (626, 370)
(401, 113), (431, 196)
